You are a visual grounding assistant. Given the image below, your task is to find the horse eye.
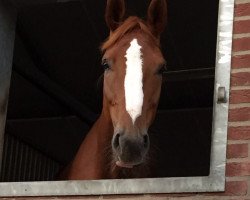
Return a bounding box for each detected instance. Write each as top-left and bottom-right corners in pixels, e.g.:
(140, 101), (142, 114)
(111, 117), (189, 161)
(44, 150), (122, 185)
(102, 59), (110, 70)
(157, 63), (167, 75)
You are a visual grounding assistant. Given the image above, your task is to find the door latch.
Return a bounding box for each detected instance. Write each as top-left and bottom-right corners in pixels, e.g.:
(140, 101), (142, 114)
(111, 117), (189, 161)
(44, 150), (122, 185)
(217, 86), (227, 103)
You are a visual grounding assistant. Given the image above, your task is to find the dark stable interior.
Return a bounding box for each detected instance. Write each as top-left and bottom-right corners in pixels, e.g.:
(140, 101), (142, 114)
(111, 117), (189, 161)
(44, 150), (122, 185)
(0, 0), (218, 181)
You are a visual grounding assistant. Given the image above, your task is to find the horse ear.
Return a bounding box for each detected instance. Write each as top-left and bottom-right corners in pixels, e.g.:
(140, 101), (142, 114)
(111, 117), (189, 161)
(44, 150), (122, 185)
(147, 0), (167, 38)
(105, 0), (125, 32)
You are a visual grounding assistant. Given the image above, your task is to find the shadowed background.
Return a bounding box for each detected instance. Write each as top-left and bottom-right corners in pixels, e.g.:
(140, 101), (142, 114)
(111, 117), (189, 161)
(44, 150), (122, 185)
(0, 0), (218, 181)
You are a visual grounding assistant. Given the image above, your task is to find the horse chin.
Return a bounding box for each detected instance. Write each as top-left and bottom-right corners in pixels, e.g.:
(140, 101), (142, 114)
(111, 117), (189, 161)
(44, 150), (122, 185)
(111, 155), (150, 179)
(114, 156), (144, 169)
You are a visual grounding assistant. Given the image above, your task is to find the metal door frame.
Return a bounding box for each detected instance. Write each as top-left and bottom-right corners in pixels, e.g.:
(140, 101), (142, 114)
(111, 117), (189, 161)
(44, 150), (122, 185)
(0, 0), (234, 196)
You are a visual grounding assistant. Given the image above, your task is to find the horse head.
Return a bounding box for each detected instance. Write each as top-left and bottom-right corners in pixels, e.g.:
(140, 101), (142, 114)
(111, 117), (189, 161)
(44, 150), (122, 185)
(101, 0), (167, 169)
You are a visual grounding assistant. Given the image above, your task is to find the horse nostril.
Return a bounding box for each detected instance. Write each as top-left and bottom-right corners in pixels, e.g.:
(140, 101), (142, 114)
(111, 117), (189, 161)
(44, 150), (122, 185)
(113, 133), (121, 149)
(143, 134), (149, 148)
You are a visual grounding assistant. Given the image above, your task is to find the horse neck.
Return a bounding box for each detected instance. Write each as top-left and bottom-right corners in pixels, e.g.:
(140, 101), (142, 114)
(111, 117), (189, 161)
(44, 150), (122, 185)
(65, 99), (114, 180)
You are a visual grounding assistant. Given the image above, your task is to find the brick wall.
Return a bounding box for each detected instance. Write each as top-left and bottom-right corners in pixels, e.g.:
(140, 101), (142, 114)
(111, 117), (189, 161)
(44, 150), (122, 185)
(2, 0), (250, 199)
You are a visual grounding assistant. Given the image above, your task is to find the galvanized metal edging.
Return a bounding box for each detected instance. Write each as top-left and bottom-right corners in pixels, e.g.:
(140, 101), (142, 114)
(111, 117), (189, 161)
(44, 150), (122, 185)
(0, 0), (235, 196)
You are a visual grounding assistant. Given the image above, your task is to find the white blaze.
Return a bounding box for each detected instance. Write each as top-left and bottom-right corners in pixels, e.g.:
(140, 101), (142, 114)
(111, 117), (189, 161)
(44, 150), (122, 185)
(124, 38), (144, 124)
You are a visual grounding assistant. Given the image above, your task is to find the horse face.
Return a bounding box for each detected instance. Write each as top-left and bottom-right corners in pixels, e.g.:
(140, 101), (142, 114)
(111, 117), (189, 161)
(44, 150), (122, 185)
(102, 0), (167, 168)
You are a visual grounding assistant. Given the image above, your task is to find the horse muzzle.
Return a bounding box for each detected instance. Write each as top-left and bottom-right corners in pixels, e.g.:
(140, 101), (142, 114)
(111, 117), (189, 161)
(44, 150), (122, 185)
(111, 132), (150, 168)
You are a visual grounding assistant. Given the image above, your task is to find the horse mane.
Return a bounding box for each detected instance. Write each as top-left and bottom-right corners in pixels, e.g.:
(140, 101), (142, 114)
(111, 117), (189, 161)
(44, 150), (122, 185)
(101, 16), (158, 52)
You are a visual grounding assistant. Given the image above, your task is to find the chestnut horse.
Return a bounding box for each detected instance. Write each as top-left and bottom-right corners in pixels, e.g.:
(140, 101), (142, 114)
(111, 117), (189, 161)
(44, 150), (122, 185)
(63, 0), (167, 180)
